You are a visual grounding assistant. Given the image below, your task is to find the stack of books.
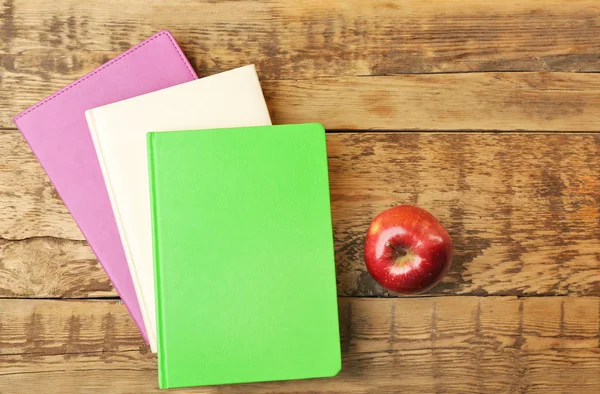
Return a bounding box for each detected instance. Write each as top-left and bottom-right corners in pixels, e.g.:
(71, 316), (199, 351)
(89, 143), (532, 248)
(13, 31), (341, 389)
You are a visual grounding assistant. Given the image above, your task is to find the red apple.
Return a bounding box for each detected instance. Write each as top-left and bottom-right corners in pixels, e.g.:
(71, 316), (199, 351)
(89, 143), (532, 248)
(364, 205), (452, 295)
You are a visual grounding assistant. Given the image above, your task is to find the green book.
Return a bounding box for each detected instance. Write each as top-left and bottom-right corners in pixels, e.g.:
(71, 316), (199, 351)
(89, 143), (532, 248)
(147, 123), (341, 388)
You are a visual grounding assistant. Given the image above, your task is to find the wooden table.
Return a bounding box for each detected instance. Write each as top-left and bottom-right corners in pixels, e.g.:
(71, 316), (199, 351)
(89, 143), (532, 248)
(2, 1), (600, 392)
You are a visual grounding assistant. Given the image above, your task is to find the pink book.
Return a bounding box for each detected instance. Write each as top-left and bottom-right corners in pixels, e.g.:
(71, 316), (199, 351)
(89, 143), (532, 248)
(13, 30), (197, 342)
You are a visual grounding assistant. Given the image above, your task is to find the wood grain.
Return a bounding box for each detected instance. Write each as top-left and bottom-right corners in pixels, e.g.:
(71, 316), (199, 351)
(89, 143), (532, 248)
(329, 132), (600, 297)
(2, 1), (599, 392)
(2, 129), (600, 298)
(0, 299), (144, 356)
(266, 73), (600, 132)
(0, 129), (85, 241)
(1, 297), (599, 393)
(4, 72), (600, 132)
(0, 128), (113, 298)
(3, 1), (600, 130)
(2, 0), (600, 80)
(0, 237), (115, 298)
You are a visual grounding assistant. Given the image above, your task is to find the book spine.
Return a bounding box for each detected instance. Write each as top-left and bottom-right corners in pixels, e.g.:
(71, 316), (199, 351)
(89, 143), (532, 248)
(146, 132), (168, 388)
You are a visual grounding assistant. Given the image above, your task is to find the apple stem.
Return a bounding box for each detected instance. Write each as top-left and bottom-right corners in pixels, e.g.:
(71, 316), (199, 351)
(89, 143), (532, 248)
(385, 241), (414, 267)
(386, 241), (408, 258)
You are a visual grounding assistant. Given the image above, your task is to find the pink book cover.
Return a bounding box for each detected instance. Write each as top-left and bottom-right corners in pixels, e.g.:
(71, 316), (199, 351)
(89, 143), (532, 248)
(12, 30), (198, 342)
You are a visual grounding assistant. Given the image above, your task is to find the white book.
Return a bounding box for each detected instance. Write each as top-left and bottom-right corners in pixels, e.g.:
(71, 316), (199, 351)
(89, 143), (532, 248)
(86, 65), (272, 352)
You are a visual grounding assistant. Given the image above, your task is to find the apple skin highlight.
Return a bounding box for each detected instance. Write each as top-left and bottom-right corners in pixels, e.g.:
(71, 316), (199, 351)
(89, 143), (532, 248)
(364, 205), (452, 295)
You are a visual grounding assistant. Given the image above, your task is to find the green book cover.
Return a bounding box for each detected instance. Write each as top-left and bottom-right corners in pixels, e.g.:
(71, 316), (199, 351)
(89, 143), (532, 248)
(147, 123), (341, 388)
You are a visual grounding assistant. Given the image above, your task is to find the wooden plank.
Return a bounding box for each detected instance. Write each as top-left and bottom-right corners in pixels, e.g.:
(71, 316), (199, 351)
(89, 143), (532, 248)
(0, 237), (115, 298)
(266, 73), (600, 132)
(2, 0), (600, 80)
(0, 297), (598, 393)
(4, 72), (600, 131)
(0, 299), (144, 356)
(2, 130), (600, 298)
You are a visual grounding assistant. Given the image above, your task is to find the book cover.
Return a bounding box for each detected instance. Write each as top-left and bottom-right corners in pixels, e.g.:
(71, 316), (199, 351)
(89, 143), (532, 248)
(148, 124), (341, 388)
(85, 65), (271, 352)
(12, 30), (198, 341)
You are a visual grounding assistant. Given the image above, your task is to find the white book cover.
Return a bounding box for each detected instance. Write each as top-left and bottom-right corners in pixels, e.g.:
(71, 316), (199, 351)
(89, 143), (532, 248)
(86, 65), (272, 352)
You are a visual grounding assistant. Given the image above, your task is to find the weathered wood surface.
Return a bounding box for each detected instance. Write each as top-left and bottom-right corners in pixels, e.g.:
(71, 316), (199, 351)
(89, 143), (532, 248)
(5, 72), (600, 132)
(0, 237), (114, 298)
(266, 73), (600, 132)
(1, 297), (599, 393)
(0, 299), (145, 356)
(2, 129), (599, 298)
(330, 132), (600, 297)
(3, 0), (600, 79)
(3, 1), (600, 130)
(2, 0), (600, 391)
